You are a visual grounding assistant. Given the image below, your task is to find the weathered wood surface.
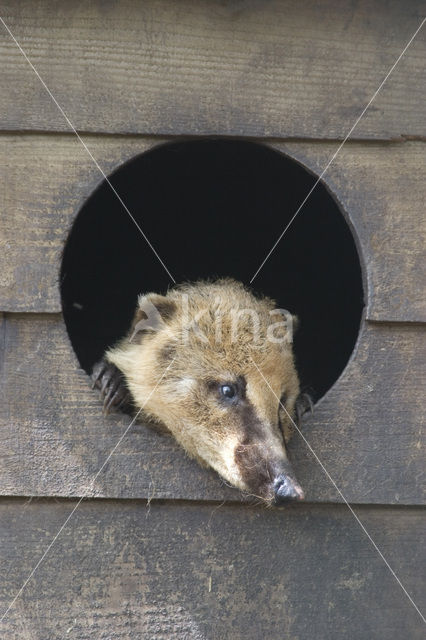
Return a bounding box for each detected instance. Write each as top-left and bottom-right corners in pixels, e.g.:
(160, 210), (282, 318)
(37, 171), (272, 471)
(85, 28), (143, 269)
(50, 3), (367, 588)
(0, 135), (159, 313)
(0, 0), (425, 139)
(1, 313), (424, 504)
(1, 499), (425, 639)
(273, 140), (426, 322)
(1, 134), (425, 321)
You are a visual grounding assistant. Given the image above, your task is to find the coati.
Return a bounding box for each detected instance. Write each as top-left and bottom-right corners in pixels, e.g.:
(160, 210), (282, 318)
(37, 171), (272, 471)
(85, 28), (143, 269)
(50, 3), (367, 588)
(92, 279), (310, 504)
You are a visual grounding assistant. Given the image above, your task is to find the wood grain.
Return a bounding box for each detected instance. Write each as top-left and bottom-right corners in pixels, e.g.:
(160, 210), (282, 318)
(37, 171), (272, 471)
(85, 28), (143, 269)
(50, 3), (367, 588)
(1, 4), (425, 637)
(0, 313), (424, 504)
(0, 0), (425, 138)
(0, 134), (160, 313)
(274, 140), (426, 322)
(1, 499), (425, 639)
(1, 134), (425, 320)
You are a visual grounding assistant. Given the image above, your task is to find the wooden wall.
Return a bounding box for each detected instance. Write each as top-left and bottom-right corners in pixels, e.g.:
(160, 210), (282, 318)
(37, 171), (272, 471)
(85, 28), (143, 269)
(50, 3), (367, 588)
(0, 1), (425, 638)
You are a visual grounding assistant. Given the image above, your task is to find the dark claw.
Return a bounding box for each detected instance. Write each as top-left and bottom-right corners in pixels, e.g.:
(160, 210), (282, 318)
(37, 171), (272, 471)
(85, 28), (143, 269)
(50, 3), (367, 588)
(91, 358), (133, 415)
(91, 360), (107, 389)
(101, 375), (110, 396)
(104, 386), (128, 415)
(295, 392), (314, 425)
(103, 377), (127, 414)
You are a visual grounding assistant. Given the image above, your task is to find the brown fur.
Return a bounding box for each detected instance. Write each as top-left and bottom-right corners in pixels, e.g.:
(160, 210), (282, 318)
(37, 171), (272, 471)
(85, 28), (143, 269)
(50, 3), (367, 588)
(106, 279), (301, 503)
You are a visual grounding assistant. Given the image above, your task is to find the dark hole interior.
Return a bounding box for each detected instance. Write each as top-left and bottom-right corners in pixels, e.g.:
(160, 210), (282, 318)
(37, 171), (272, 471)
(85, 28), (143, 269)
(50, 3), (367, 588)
(60, 139), (364, 402)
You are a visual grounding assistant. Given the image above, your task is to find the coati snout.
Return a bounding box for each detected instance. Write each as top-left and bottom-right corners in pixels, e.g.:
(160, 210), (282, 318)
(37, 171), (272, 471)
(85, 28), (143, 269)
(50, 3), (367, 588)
(92, 279), (309, 505)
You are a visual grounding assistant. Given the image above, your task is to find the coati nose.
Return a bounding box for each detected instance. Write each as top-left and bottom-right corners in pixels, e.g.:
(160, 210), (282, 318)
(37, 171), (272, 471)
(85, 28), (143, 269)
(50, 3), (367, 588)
(273, 474), (305, 504)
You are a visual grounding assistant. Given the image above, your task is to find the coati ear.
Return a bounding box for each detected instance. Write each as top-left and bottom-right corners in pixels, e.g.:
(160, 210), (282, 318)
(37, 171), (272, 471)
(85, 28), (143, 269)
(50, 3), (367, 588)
(268, 310), (299, 345)
(129, 293), (177, 343)
(291, 315), (299, 334)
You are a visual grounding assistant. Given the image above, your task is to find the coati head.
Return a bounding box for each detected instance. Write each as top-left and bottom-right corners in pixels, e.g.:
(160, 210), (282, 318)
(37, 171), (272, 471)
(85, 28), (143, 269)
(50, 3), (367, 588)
(106, 279), (305, 505)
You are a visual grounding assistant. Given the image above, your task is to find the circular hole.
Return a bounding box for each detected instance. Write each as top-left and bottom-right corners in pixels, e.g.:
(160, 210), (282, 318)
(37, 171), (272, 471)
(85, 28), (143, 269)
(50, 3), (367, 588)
(60, 139), (364, 402)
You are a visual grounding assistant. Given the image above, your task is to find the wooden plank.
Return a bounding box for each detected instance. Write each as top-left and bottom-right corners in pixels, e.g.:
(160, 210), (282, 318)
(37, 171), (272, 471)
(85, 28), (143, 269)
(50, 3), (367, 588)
(0, 313), (424, 504)
(268, 141), (426, 322)
(288, 321), (426, 506)
(0, 135), (160, 313)
(0, 0), (425, 138)
(1, 499), (425, 639)
(1, 135), (425, 320)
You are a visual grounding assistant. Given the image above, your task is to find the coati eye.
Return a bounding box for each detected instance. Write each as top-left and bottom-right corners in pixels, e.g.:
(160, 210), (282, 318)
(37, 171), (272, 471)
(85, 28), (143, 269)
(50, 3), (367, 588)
(220, 384), (237, 399)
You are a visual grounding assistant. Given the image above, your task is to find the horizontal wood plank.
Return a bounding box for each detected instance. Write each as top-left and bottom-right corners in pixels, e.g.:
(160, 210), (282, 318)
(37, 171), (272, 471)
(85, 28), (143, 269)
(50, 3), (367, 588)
(274, 140), (426, 322)
(0, 313), (424, 504)
(0, 135), (425, 321)
(0, 0), (425, 138)
(1, 499), (425, 639)
(0, 135), (159, 313)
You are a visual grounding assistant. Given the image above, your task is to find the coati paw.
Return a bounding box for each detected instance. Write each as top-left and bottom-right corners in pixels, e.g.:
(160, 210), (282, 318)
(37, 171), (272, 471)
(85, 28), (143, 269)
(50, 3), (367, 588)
(91, 358), (133, 415)
(295, 392), (314, 426)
